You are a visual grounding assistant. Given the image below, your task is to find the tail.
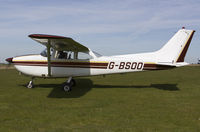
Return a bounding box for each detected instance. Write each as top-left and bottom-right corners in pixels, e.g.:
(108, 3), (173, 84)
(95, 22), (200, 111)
(156, 28), (195, 65)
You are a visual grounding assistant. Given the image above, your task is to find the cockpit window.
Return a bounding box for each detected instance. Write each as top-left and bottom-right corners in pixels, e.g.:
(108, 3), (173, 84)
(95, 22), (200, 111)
(55, 50), (74, 59)
(57, 51), (73, 59)
(41, 49), (100, 60)
(40, 49), (47, 57)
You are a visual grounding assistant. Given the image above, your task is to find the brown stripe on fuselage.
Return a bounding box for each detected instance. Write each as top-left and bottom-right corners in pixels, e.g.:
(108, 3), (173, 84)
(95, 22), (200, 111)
(14, 61), (47, 65)
(13, 61), (108, 69)
(143, 63), (175, 70)
(51, 65), (107, 69)
(51, 62), (108, 66)
(176, 31), (195, 62)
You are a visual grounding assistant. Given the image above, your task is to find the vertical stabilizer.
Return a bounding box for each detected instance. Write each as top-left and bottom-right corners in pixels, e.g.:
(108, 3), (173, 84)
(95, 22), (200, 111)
(156, 29), (195, 63)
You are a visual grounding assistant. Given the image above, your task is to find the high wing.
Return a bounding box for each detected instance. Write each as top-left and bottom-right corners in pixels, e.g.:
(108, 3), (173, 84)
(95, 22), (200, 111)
(28, 34), (92, 77)
(29, 34), (89, 53)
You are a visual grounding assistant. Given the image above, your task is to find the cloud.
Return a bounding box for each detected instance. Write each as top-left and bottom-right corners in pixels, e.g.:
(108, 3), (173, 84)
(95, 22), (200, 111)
(1, 0), (200, 36)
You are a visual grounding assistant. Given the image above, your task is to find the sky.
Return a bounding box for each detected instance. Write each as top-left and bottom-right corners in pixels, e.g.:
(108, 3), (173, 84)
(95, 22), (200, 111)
(0, 0), (200, 63)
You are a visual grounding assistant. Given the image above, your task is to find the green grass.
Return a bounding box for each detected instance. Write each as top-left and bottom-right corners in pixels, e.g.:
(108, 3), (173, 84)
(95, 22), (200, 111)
(0, 67), (200, 132)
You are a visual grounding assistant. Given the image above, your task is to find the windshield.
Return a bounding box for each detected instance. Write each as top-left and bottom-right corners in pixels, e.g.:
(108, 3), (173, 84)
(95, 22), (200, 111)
(40, 49), (47, 57)
(40, 48), (54, 57)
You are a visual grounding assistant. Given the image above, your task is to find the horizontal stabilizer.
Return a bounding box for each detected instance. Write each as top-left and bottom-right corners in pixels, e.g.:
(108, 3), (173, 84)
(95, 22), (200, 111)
(157, 62), (189, 67)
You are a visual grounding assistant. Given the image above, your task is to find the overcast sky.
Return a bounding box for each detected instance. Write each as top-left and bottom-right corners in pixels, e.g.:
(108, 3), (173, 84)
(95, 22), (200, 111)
(1, 0), (200, 63)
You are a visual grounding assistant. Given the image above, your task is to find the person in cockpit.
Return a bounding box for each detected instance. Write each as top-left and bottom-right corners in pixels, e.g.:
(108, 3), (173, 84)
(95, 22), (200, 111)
(58, 51), (68, 59)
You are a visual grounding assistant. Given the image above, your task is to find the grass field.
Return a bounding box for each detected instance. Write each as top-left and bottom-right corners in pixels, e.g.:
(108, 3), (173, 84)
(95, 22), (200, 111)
(0, 67), (200, 132)
(0, 64), (14, 69)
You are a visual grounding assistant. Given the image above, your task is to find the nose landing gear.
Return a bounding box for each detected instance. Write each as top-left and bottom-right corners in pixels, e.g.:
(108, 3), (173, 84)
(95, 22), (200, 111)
(27, 77), (34, 88)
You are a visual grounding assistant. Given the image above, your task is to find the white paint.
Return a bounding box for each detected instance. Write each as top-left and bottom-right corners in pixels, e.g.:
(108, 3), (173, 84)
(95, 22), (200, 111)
(12, 29), (195, 78)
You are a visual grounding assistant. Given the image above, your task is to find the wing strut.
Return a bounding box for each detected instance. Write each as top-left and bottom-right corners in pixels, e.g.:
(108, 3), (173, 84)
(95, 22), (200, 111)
(47, 41), (51, 77)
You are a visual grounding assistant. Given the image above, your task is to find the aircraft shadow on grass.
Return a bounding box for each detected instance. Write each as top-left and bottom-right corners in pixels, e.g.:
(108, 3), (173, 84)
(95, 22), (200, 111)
(21, 78), (179, 98)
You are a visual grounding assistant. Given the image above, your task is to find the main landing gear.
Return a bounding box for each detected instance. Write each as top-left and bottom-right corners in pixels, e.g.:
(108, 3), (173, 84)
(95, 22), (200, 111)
(63, 77), (76, 92)
(26, 76), (76, 92)
(27, 77), (34, 88)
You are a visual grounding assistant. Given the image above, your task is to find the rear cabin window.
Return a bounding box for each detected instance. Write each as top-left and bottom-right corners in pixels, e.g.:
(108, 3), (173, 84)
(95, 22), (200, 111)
(78, 52), (93, 60)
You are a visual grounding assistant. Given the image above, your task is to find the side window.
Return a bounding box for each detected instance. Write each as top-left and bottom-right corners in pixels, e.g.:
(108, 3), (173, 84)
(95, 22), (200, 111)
(78, 52), (93, 60)
(55, 51), (74, 60)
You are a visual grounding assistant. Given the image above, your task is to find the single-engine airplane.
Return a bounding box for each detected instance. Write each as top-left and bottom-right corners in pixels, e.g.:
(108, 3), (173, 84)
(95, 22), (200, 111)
(6, 28), (195, 92)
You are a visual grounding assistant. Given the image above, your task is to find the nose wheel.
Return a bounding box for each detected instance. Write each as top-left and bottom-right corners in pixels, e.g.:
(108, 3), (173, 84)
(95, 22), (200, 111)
(63, 77), (76, 92)
(27, 77), (34, 88)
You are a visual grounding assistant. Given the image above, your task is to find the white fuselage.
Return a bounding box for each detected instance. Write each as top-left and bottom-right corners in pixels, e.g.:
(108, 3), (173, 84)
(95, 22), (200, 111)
(13, 53), (156, 77)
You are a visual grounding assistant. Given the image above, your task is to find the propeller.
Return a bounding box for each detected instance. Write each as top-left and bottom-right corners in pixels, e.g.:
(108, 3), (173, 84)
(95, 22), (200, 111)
(5, 57), (13, 63)
(5, 57), (13, 68)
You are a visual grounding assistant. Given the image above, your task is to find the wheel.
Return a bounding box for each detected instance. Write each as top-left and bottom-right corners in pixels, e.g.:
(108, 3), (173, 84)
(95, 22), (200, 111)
(70, 79), (76, 87)
(63, 83), (72, 92)
(27, 81), (34, 88)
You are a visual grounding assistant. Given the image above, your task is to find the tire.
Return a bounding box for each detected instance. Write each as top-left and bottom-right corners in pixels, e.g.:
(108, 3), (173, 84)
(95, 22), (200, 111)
(63, 83), (71, 92)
